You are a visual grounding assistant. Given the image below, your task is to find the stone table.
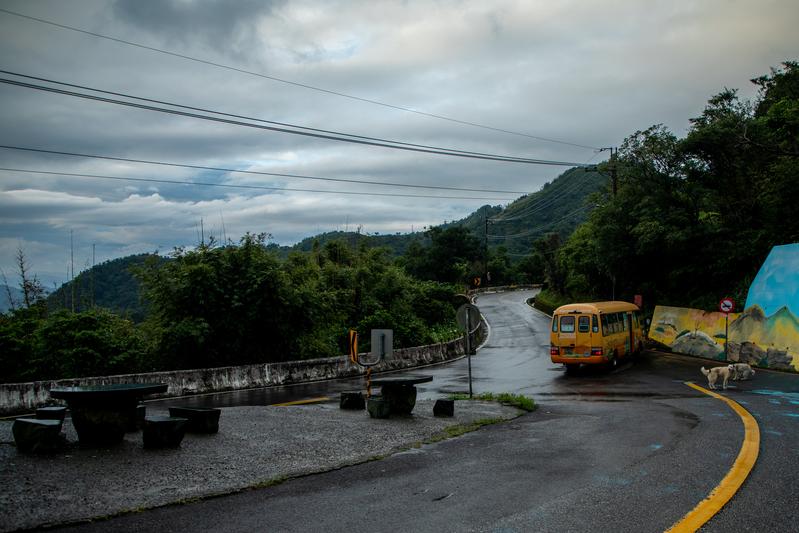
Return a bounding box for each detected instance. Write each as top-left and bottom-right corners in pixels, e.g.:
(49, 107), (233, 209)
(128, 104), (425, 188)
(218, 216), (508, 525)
(49, 383), (167, 446)
(370, 375), (433, 415)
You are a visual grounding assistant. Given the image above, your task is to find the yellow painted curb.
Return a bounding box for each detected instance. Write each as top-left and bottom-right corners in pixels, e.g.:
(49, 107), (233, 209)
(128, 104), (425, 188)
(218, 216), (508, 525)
(271, 396), (330, 407)
(665, 382), (760, 533)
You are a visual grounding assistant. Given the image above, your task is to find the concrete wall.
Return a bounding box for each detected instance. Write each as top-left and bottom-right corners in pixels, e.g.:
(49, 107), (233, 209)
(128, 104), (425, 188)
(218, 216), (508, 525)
(0, 322), (486, 416)
(649, 304), (798, 372)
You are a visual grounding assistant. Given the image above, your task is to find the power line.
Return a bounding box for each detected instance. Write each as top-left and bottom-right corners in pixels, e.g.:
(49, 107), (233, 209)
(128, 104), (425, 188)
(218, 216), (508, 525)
(489, 175), (589, 222)
(489, 170), (593, 221)
(0, 70), (549, 164)
(0, 145), (533, 195)
(487, 204), (593, 240)
(0, 7), (601, 151)
(0, 72), (588, 167)
(0, 167), (517, 201)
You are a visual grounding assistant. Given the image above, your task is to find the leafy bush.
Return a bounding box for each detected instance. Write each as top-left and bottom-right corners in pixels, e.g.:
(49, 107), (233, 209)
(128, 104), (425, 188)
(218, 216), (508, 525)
(0, 307), (148, 382)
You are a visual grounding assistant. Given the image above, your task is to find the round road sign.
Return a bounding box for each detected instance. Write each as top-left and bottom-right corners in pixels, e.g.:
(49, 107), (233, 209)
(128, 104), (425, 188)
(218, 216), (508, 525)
(719, 297), (735, 314)
(456, 303), (481, 332)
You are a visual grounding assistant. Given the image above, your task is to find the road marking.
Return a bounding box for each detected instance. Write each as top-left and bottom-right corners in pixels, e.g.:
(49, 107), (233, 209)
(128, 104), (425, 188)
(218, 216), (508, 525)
(271, 396), (330, 406)
(665, 382), (760, 533)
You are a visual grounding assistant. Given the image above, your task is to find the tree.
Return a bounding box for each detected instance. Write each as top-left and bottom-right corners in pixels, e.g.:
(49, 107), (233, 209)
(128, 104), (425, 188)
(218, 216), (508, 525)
(402, 226), (482, 284)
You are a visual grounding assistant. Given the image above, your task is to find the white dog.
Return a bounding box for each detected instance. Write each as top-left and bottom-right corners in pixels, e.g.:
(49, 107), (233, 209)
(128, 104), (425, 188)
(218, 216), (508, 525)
(700, 365), (733, 390)
(729, 363), (756, 381)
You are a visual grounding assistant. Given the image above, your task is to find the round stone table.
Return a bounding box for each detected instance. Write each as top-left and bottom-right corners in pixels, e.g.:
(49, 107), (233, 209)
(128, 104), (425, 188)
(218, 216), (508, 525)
(49, 383), (168, 446)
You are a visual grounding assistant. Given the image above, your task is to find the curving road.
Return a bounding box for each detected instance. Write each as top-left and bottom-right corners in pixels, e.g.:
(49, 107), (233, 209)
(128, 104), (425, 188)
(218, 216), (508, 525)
(135, 289), (799, 532)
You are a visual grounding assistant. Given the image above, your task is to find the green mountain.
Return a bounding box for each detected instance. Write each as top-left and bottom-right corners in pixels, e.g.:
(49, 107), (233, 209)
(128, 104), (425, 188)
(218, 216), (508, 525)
(46, 254), (165, 321)
(472, 167), (604, 255)
(292, 166), (605, 257)
(41, 167), (604, 319)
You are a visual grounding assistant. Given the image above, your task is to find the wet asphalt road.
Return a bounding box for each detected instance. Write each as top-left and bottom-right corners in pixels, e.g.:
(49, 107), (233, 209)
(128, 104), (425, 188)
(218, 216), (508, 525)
(111, 289), (799, 532)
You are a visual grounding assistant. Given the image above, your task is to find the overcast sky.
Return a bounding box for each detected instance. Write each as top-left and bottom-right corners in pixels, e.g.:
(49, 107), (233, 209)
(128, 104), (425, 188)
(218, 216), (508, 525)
(0, 0), (796, 286)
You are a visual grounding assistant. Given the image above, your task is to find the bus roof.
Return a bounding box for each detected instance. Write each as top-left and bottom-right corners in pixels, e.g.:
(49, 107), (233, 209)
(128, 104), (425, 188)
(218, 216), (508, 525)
(552, 301), (640, 315)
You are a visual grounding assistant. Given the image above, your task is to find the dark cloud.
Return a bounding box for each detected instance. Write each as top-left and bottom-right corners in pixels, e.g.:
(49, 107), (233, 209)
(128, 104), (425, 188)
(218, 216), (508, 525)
(112, 0), (285, 51)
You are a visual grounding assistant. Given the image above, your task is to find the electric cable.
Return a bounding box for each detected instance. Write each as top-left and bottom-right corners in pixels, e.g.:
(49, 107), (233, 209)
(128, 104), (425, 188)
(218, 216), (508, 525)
(489, 172), (593, 221)
(0, 167), (517, 201)
(0, 72), (588, 167)
(0, 7), (601, 151)
(486, 204), (593, 240)
(0, 145), (532, 195)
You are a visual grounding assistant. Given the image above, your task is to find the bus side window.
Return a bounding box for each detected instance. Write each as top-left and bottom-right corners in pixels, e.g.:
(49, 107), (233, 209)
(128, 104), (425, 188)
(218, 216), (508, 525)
(607, 313), (616, 334)
(552, 318), (558, 333)
(561, 316), (575, 333)
(578, 316), (590, 333)
(623, 313), (629, 331)
(601, 315), (609, 336)
(592, 315), (599, 333)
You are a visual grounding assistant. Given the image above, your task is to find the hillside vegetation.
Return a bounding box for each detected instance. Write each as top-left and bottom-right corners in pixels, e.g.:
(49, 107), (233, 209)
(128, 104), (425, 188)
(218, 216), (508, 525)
(540, 61), (799, 314)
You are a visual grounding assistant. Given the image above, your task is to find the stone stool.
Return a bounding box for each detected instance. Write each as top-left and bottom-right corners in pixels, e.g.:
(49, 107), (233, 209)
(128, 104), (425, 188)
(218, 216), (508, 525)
(339, 391), (365, 410)
(142, 416), (188, 448)
(434, 399), (455, 417)
(35, 406), (67, 423)
(13, 418), (65, 453)
(366, 396), (391, 419)
(168, 407), (221, 434)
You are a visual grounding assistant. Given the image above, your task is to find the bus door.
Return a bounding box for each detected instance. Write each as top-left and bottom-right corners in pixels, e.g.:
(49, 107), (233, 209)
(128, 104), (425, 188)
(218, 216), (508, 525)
(557, 314), (577, 355)
(559, 313), (592, 357)
(626, 312), (634, 356)
(575, 314), (593, 356)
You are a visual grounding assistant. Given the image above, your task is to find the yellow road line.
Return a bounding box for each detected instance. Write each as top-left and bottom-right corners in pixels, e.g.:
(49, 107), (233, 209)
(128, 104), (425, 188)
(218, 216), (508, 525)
(271, 396), (330, 407)
(665, 382), (760, 533)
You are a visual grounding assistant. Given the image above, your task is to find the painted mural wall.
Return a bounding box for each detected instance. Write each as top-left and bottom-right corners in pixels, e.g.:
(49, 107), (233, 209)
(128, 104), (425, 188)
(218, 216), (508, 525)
(649, 243), (799, 372)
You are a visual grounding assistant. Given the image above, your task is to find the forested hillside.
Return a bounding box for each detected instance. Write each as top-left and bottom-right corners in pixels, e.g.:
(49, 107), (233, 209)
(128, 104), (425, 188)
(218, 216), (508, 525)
(472, 167), (604, 256)
(46, 166), (599, 319)
(537, 61), (799, 315)
(46, 254), (165, 322)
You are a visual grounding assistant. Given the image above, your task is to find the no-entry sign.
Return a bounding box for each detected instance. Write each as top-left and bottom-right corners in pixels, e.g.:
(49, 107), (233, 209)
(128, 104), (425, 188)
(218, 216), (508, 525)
(719, 297), (735, 314)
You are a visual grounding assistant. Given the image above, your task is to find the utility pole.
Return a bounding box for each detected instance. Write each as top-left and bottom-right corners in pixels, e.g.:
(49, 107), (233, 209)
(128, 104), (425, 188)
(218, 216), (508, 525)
(593, 147), (618, 197)
(484, 207), (490, 285)
(70, 230), (75, 313)
(609, 147), (618, 197)
(91, 243), (95, 309)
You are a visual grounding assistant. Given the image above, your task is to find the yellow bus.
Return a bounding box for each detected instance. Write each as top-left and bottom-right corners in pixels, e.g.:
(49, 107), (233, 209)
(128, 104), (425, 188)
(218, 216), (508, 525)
(550, 301), (644, 372)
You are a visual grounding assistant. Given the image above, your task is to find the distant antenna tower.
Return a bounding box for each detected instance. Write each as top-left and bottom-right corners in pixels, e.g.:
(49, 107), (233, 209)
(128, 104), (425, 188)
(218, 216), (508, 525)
(70, 230), (75, 313)
(91, 243), (95, 308)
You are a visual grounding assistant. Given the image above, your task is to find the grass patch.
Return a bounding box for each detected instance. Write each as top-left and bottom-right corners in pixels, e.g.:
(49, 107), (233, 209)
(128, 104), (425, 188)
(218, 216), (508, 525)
(427, 417), (504, 444)
(530, 289), (569, 315)
(450, 392), (536, 412)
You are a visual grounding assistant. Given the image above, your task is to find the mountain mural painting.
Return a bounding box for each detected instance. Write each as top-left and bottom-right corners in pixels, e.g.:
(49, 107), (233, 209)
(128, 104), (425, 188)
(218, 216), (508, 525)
(649, 243), (799, 372)
(649, 306), (739, 361)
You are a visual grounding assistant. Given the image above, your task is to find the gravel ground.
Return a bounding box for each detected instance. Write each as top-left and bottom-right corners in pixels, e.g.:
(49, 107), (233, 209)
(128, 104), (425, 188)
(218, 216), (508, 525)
(0, 399), (521, 531)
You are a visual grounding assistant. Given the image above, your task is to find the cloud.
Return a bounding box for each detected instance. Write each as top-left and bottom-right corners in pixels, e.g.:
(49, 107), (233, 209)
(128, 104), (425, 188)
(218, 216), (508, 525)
(0, 0), (797, 283)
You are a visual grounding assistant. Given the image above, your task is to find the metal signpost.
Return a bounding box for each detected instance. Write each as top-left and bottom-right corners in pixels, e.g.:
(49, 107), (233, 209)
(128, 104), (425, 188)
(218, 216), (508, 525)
(456, 303), (481, 398)
(348, 329), (393, 397)
(719, 297), (735, 359)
